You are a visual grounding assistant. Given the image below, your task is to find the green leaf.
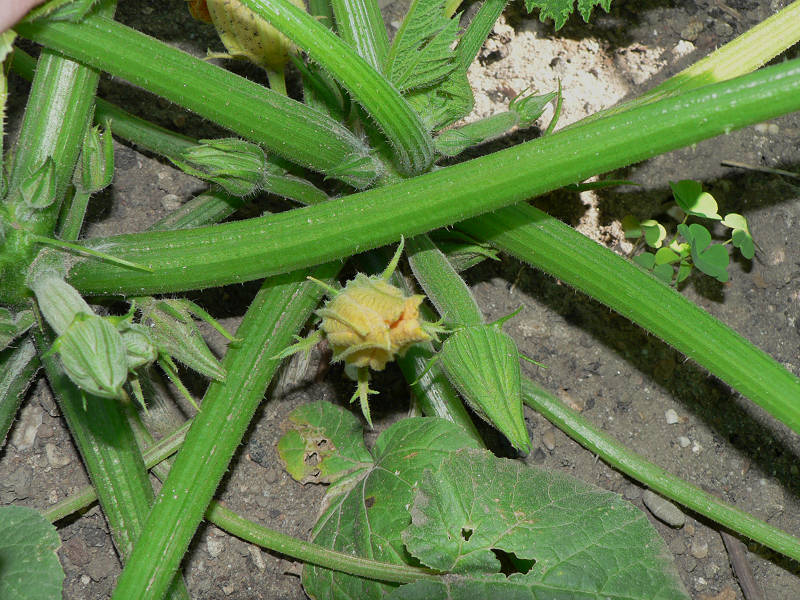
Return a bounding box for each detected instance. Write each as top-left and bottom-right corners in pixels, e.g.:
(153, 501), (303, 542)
(654, 247), (680, 265)
(678, 223), (730, 283)
(386, 0), (459, 92)
(0, 506), (64, 600)
(732, 229), (755, 260)
(523, 0), (613, 30)
(652, 263), (674, 284)
(0, 308), (35, 351)
(633, 251), (655, 270)
(439, 326), (530, 453)
(641, 219), (667, 248)
(405, 70), (474, 131)
(723, 213), (755, 259)
(621, 214), (642, 239)
(392, 448), (688, 599)
(277, 400), (372, 487)
(676, 261), (692, 283)
(669, 180), (722, 219)
(301, 412), (482, 600)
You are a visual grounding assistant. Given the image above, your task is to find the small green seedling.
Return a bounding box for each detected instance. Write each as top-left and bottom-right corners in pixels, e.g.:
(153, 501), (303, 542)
(622, 179), (755, 285)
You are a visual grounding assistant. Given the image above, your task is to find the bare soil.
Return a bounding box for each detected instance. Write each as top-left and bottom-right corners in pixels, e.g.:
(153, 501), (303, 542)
(3, 1), (800, 599)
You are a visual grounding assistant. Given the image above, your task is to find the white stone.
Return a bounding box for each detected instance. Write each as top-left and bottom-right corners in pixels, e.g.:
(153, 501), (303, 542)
(665, 409), (679, 424)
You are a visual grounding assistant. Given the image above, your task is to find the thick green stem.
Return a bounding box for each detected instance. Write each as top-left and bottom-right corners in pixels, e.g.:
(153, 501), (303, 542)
(330, 0), (389, 71)
(15, 15), (377, 187)
(459, 201), (800, 436)
(521, 378), (800, 563)
(0, 337), (39, 447)
(1, 18), (110, 305)
(207, 501), (440, 584)
(111, 262), (341, 600)
(67, 60), (800, 295)
(238, 0), (434, 174)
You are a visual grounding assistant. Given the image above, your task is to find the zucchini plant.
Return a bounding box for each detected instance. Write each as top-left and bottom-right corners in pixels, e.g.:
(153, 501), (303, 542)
(1, 0), (800, 598)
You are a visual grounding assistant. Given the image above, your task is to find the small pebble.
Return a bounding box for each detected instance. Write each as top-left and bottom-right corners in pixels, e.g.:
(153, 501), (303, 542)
(642, 490), (686, 527)
(678, 436), (691, 448)
(694, 576), (708, 591)
(665, 409), (679, 425)
(692, 442), (703, 454)
(161, 193), (182, 211)
(9, 404), (43, 450)
(80, 575), (91, 585)
(263, 468), (279, 484)
(542, 429), (556, 451)
(531, 447), (546, 464)
(249, 546), (266, 571)
(206, 536), (225, 558)
(691, 540), (709, 559)
(623, 484), (641, 500)
(669, 537), (685, 555)
(45, 443), (72, 468)
(222, 584), (235, 595)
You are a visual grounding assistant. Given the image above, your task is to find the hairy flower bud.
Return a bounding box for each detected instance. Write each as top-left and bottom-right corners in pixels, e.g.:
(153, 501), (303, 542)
(318, 274), (430, 371)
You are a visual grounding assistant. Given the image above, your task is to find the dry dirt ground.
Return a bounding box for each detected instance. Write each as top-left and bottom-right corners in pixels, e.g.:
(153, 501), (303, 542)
(2, 0), (800, 599)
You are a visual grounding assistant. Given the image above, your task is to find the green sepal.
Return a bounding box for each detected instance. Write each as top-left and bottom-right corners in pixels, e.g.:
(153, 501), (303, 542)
(78, 123), (114, 193)
(53, 312), (128, 400)
(118, 322), (158, 370)
(0, 307), (35, 351)
(23, 0), (102, 23)
(171, 138), (268, 197)
(439, 325), (530, 453)
(510, 89), (558, 125)
(16, 157), (57, 210)
(136, 297), (226, 381)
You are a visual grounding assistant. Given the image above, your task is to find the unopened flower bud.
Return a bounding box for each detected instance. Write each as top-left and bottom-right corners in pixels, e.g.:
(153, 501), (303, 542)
(119, 323), (158, 370)
(318, 274), (430, 371)
(173, 138), (266, 197)
(56, 313), (128, 400)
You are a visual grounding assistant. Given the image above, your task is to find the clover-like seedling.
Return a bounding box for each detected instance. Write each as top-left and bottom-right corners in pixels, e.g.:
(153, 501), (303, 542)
(623, 180), (755, 285)
(276, 238), (440, 426)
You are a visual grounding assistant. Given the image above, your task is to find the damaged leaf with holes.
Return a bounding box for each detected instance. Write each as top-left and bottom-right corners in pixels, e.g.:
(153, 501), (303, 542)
(277, 401), (481, 600)
(390, 448), (689, 600)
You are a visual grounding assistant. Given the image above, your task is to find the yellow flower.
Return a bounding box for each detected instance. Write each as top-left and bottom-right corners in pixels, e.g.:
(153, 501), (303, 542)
(188, 0), (303, 71)
(319, 274), (430, 371)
